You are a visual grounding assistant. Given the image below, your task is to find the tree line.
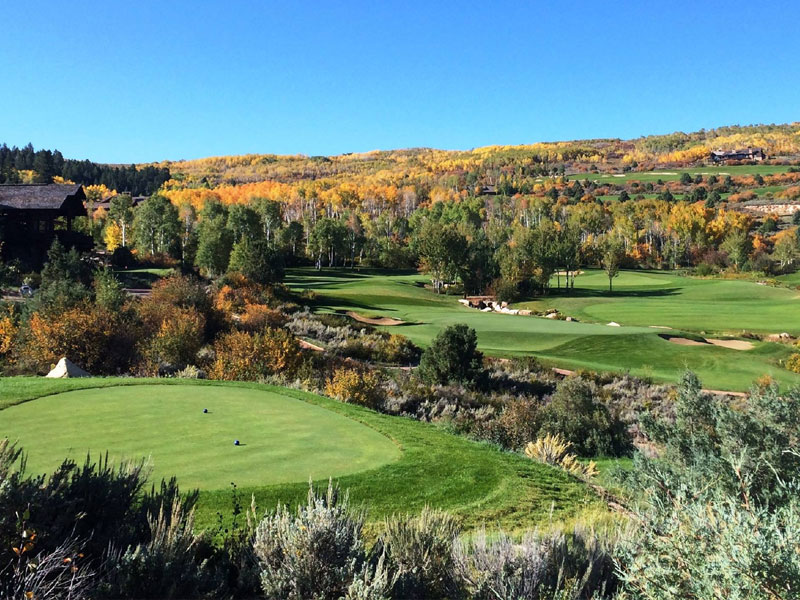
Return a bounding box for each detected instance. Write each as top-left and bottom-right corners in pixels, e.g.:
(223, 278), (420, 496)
(0, 143), (170, 196)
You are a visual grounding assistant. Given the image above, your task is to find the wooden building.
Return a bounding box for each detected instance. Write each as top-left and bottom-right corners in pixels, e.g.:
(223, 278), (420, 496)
(710, 147), (767, 163)
(0, 183), (91, 267)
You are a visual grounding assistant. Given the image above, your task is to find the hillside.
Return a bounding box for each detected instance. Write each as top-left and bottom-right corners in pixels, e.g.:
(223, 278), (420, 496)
(156, 122), (800, 186)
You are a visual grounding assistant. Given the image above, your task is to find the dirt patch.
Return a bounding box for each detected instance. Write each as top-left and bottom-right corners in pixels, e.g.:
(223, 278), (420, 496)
(346, 311), (405, 326)
(649, 325), (672, 329)
(706, 338), (754, 351)
(298, 339), (325, 352)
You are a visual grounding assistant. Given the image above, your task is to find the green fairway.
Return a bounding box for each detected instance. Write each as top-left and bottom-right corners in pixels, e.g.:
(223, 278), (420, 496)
(0, 385), (400, 489)
(566, 164), (794, 183)
(287, 268), (800, 391)
(517, 269), (800, 334)
(0, 378), (600, 534)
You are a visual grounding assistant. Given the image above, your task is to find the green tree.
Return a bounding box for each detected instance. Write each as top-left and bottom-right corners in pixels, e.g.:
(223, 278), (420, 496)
(133, 194), (180, 257)
(35, 239), (90, 311)
(417, 324), (483, 386)
(773, 231), (799, 269)
(721, 229), (752, 269)
(227, 204), (261, 243)
(93, 268), (126, 312)
(194, 202), (233, 277)
(108, 194), (135, 247)
(308, 218), (348, 268)
(279, 221), (304, 259)
(601, 238), (624, 292)
(228, 238), (285, 284)
(413, 221), (468, 293)
(253, 197), (283, 244)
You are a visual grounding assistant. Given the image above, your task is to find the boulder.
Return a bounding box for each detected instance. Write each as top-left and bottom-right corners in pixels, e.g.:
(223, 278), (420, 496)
(45, 357), (90, 378)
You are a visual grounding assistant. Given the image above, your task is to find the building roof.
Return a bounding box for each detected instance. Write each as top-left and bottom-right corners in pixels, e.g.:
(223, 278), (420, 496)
(0, 184), (87, 213)
(711, 147), (765, 157)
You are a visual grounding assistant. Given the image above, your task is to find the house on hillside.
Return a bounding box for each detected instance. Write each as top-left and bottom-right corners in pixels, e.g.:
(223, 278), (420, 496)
(0, 183), (91, 268)
(92, 193), (147, 215)
(710, 147), (767, 163)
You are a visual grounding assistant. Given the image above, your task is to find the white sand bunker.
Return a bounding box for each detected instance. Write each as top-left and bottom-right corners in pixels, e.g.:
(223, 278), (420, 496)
(660, 334), (753, 350)
(347, 311), (405, 326)
(706, 338), (754, 350)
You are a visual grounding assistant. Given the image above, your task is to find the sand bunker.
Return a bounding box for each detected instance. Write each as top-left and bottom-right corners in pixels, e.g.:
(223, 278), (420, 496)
(346, 311), (405, 326)
(660, 334), (753, 350)
(706, 338), (754, 350)
(665, 336), (708, 346)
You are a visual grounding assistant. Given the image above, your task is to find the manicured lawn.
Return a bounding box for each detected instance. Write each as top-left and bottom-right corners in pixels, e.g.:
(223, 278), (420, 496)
(0, 378), (600, 534)
(287, 268), (800, 391)
(0, 385), (399, 489)
(518, 269), (800, 334)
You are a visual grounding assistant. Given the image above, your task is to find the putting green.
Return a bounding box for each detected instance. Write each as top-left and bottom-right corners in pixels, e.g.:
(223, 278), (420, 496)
(0, 385), (400, 489)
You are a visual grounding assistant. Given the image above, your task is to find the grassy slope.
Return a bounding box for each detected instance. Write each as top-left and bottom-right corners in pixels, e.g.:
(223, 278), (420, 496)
(0, 378), (600, 534)
(288, 268), (800, 391)
(0, 385), (400, 489)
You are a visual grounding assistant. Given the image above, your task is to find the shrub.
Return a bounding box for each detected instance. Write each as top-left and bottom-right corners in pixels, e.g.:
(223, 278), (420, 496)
(209, 328), (302, 381)
(0, 534), (95, 600)
(253, 481), (367, 600)
(175, 365), (207, 379)
(786, 353), (800, 373)
(144, 308), (205, 372)
(378, 507), (462, 599)
(325, 368), (382, 408)
(375, 334), (420, 365)
(495, 396), (542, 450)
(238, 303), (288, 332)
(539, 377), (631, 457)
(0, 447), (198, 571)
(417, 324), (484, 386)
(101, 500), (205, 599)
(617, 469), (800, 599)
(0, 304), (18, 360)
(455, 527), (618, 599)
(524, 433), (598, 479)
(19, 304), (135, 374)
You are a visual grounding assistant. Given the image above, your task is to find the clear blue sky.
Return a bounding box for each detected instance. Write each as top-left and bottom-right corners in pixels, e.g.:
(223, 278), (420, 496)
(1, 0), (798, 163)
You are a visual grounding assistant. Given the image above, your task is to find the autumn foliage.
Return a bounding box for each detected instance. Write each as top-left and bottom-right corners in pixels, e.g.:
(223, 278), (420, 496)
(209, 328), (302, 381)
(325, 367), (382, 408)
(20, 305), (133, 374)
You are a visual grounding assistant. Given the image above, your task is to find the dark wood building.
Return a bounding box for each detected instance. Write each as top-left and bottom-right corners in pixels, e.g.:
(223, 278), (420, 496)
(710, 147), (767, 163)
(0, 183), (91, 268)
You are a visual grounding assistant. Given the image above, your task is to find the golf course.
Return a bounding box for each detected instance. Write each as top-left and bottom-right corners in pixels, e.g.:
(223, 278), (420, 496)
(0, 378), (601, 533)
(287, 268), (800, 391)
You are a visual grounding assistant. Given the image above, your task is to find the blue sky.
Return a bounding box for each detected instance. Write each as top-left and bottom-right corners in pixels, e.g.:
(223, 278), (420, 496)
(1, 1), (798, 163)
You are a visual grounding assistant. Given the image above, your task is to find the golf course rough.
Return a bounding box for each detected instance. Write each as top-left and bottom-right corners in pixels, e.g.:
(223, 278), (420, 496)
(0, 385), (401, 489)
